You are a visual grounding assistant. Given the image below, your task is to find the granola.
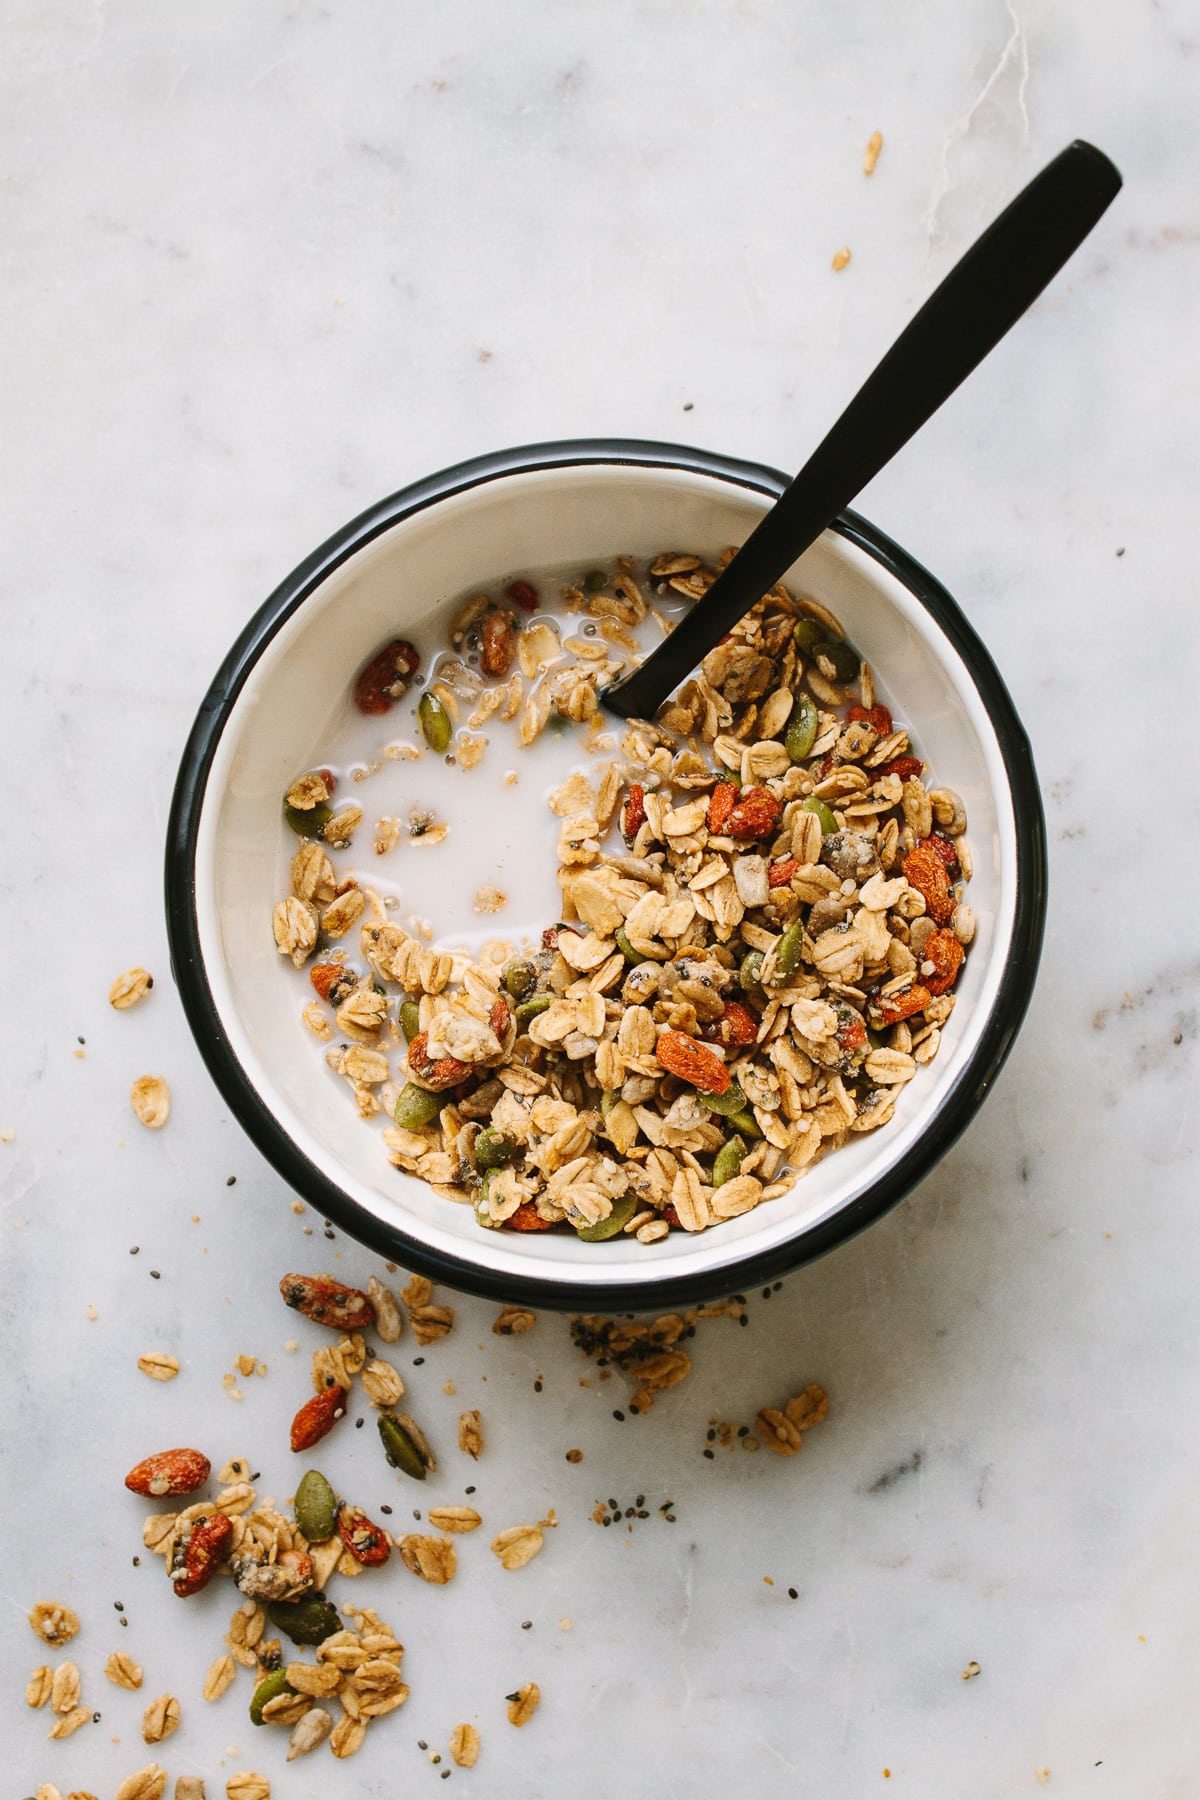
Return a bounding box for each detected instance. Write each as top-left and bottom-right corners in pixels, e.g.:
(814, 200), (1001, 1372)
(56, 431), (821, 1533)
(278, 553), (971, 1244)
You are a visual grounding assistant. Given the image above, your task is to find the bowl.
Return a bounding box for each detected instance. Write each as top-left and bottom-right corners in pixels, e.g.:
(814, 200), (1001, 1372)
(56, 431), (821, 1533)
(165, 439), (1046, 1311)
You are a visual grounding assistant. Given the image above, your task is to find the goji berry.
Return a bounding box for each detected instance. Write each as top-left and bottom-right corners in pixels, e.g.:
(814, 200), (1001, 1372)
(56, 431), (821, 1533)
(768, 857), (799, 888)
(903, 844), (955, 926)
(867, 982), (932, 1029)
(352, 639), (420, 714)
(290, 1384), (348, 1453)
(622, 783), (647, 840)
(337, 1504), (391, 1566)
(836, 1011), (868, 1053)
(125, 1448), (211, 1498)
(662, 1204), (682, 1229)
(541, 927), (560, 951)
(309, 963), (356, 1005)
(279, 1274), (376, 1331)
(504, 579), (539, 612)
(503, 1202), (557, 1232)
(707, 781), (737, 834)
(921, 929), (965, 995)
(407, 1031), (472, 1091)
(725, 787), (782, 841)
(479, 607), (517, 677)
(489, 996), (513, 1040)
(924, 832), (960, 873)
(847, 704), (893, 735)
(706, 1001), (758, 1049)
(655, 1030), (731, 1095)
(878, 755), (924, 782)
(172, 1513), (233, 1597)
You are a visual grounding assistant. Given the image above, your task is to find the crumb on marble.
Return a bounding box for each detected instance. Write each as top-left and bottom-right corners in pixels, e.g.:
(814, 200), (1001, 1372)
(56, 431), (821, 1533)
(863, 130), (883, 175)
(832, 246), (852, 271)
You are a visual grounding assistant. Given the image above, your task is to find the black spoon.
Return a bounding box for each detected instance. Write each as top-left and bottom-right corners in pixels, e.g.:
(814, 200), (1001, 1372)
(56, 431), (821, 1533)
(601, 138), (1121, 722)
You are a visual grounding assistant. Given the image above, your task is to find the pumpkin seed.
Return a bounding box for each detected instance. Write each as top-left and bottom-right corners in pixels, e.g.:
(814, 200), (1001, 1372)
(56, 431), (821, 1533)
(712, 1134), (747, 1188)
(793, 616), (824, 652)
(284, 801), (332, 838)
(798, 797), (838, 836)
(739, 949), (765, 989)
(582, 568), (608, 592)
(784, 693), (819, 762)
(266, 1597), (342, 1647)
(599, 1090), (619, 1117)
(615, 926), (647, 965)
(503, 958), (537, 999)
(475, 1127), (519, 1171)
(250, 1668), (296, 1725)
(378, 1413), (428, 1482)
(293, 1469), (338, 1542)
(418, 692), (452, 753)
(393, 1083), (443, 1130)
(699, 1082), (749, 1118)
(399, 1001), (421, 1042)
(575, 1192), (639, 1241)
(727, 1107), (762, 1138)
(514, 995), (552, 1027)
(771, 918), (806, 985)
(812, 637), (860, 682)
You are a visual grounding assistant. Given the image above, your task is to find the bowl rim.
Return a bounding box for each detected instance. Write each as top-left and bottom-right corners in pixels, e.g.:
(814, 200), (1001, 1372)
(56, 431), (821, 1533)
(165, 437), (1047, 1310)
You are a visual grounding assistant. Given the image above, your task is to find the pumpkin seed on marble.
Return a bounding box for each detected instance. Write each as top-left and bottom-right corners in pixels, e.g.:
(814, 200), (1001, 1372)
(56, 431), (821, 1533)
(293, 1469), (338, 1543)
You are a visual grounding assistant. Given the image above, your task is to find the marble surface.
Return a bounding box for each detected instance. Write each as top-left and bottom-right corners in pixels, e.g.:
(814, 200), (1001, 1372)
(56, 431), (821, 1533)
(4, 2), (1198, 1795)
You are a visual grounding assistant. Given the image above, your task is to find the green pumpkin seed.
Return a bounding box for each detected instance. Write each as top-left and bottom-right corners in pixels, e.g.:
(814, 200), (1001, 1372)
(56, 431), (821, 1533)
(475, 1128), (519, 1171)
(798, 797), (838, 836)
(700, 1082), (749, 1118)
(378, 1413), (427, 1482)
(399, 1001), (421, 1042)
(712, 1134), (747, 1188)
(503, 958), (537, 1000)
(793, 616), (825, 652)
(615, 926), (647, 965)
(514, 995), (552, 1027)
(727, 1107), (762, 1139)
(811, 638), (860, 683)
(266, 1597), (342, 1647)
(784, 693), (819, 762)
(284, 801), (333, 838)
(771, 918), (806, 986)
(599, 1090), (619, 1118)
(293, 1469), (338, 1543)
(418, 691), (452, 753)
(739, 949), (765, 990)
(249, 1667), (296, 1725)
(393, 1083), (443, 1130)
(575, 1192), (640, 1242)
(583, 568), (608, 592)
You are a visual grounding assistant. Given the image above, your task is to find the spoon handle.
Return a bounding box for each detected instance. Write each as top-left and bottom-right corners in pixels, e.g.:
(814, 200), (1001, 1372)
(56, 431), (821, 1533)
(603, 138), (1122, 721)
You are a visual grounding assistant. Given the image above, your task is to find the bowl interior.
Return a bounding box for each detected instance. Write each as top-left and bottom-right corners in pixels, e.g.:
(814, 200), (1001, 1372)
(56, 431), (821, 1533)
(195, 462), (1017, 1294)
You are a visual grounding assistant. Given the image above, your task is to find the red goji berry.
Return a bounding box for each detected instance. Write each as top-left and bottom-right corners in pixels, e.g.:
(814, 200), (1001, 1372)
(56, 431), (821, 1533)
(707, 781), (737, 834)
(622, 783), (647, 840)
(662, 1204), (682, 1229)
(489, 996), (513, 1040)
(479, 607), (517, 677)
(504, 579), (539, 612)
(725, 787), (782, 841)
(125, 1448), (211, 1498)
(768, 857), (798, 889)
(878, 755), (924, 782)
(310, 963), (356, 1005)
(407, 1032), (472, 1091)
(353, 639), (420, 714)
(836, 1011), (868, 1053)
(847, 704), (893, 735)
(920, 929), (965, 995)
(504, 1202), (557, 1232)
(279, 1274), (376, 1331)
(867, 982), (932, 1029)
(337, 1504), (391, 1566)
(655, 1030), (731, 1095)
(924, 832), (960, 872)
(290, 1384), (349, 1453)
(706, 1001), (758, 1049)
(903, 844), (956, 926)
(172, 1512), (233, 1597)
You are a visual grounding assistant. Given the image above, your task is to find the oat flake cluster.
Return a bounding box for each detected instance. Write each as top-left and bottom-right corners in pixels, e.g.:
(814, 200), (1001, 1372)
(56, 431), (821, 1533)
(276, 551), (973, 1244)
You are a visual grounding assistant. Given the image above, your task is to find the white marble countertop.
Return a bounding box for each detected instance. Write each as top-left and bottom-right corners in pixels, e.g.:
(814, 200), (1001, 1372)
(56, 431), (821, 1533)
(4, 3), (1198, 1795)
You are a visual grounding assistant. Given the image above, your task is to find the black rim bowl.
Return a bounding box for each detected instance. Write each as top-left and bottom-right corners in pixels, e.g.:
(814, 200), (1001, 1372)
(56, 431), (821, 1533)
(165, 438), (1047, 1311)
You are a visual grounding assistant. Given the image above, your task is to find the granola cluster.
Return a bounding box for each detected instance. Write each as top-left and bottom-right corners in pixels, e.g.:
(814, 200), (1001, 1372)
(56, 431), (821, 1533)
(278, 552), (974, 1242)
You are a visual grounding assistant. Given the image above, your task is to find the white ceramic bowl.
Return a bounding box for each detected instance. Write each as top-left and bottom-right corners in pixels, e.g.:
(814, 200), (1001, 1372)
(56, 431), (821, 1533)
(166, 441), (1046, 1309)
